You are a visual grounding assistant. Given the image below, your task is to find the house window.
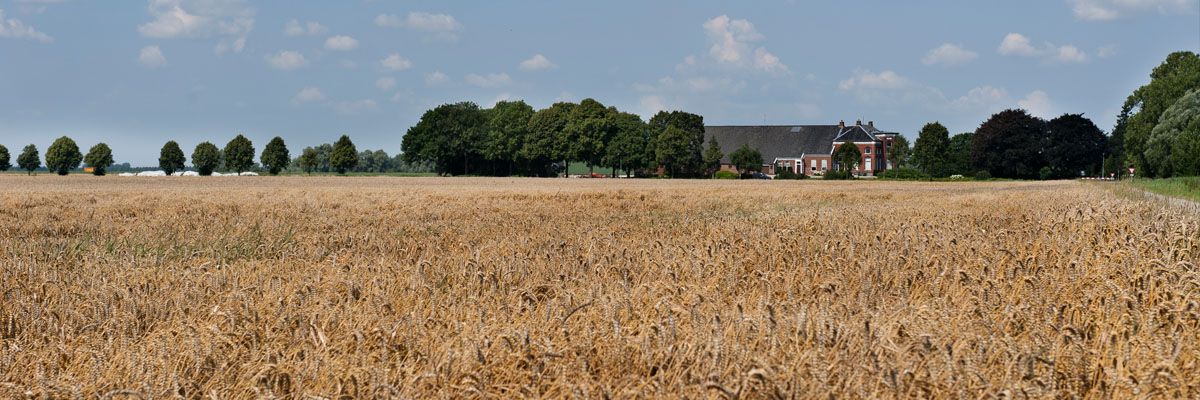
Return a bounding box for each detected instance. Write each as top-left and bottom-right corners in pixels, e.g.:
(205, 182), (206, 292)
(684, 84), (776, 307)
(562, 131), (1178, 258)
(865, 147), (871, 154)
(820, 160), (828, 170)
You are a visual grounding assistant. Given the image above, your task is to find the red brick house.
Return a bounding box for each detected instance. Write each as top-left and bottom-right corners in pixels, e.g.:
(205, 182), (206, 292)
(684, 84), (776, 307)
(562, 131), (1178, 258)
(704, 120), (899, 177)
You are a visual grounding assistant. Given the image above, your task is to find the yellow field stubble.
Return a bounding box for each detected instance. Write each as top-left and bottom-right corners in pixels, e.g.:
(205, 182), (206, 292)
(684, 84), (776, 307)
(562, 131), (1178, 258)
(0, 176), (1197, 398)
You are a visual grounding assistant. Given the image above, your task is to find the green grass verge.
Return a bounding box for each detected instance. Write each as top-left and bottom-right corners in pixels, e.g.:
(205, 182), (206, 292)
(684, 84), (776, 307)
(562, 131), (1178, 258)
(1130, 177), (1200, 202)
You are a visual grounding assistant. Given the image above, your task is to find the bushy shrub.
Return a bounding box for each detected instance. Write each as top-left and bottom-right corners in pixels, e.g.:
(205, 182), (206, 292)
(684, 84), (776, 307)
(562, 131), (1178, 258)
(878, 168), (930, 181)
(823, 170), (854, 180)
(974, 170), (992, 180)
(774, 168), (808, 180)
(1038, 166), (1055, 180)
(714, 170), (739, 179)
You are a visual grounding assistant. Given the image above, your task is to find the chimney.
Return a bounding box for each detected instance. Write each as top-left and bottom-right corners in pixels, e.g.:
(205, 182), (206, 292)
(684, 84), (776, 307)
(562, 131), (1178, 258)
(868, 121), (875, 129)
(855, 119), (862, 126)
(838, 120), (845, 129)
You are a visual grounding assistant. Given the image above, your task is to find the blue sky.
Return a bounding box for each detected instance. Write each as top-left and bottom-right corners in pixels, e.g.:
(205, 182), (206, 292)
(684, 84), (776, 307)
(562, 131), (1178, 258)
(1, 0), (1197, 165)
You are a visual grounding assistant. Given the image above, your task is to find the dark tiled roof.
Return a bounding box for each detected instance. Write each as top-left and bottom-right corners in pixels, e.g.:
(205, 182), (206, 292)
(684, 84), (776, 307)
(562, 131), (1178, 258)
(704, 125), (842, 163)
(833, 125), (880, 142)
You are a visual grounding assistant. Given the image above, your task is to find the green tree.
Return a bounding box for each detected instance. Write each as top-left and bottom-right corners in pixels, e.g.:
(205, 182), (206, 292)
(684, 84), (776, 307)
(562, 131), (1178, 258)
(45, 136), (83, 176)
(702, 138), (724, 177)
(728, 144), (763, 177)
(1045, 114), (1107, 179)
(972, 109), (1048, 179)
(605, 111), (651, 177)
(222, 134), (255, 174)
(0, 144), (10, 172)
(1119, 51), (1200, 175)
(159, 141), (186, 175)
(946, 133), (974, 176)
(356, 150), (375, 173)
(565, 98), (615, 174)
(911, 122), (951, 177)
(260, 136), (290, 175)
(832, 142), (862, 173)
(402, 102), (487, 175)
(1144, 89), (1200, 177)
(17, 144), (39, 175)
(483, 100), (535, 176)
(887, 134), (911, 169)
(522, 102), (576, 177)
(298, 147), (319, 174)
(83, 143), (114, 176)
(191, 142), (221, 176)
(331, 134), (359, 174)
(655, 125), (692, 177)
(648, 111), (705, 177)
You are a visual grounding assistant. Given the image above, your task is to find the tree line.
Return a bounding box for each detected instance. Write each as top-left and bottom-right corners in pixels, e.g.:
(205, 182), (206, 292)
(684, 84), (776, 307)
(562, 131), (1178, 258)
(400, 99), (715, 177)
(1, 134), (364, 176)
(1112, 51), (1200, 178)
(0, 137), (115, 176)
(889, 111), (1107, 180)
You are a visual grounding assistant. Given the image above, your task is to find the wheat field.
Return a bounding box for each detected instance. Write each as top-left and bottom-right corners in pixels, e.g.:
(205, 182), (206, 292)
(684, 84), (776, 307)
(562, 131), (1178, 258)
(0, 176), (1197, 398)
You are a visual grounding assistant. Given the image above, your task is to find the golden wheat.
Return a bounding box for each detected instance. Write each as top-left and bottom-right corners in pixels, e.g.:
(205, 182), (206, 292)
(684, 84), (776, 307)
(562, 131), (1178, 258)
(0, 176), (1197, 398)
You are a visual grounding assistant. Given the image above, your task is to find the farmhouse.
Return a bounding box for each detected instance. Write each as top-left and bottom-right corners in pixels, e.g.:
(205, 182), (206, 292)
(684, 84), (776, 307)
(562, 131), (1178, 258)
(704, 120), (900, 176)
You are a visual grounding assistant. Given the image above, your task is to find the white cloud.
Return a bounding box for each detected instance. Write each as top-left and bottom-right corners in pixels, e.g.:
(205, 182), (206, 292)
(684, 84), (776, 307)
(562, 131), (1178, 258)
(839, 69), (1013, 114)
(753, 48), (787, 73)
(465, 73), (512, 88)
(138, 45), (167, 68)
(1018, 90), (1054, 118)
(374, 14), (403, 28)
(922, 43), (978, 66)
(398, 12), (460, 31)
(425, 71), (449, 85)
(376, 12), (461, 40)
(266, 50), (307, 70)
(701, 15), (788, 73)
(0, 8), (54, 42)
(213, 36), (245, 54)
(379, 54), (412, 71)
(376, 77), (396, 90)
(324, 35), (358, 51)
(292, 87), (324, 103)
(138, 0), (254, 53)
(997, 33), (1088, 63)
(1068, 0), (1196, 21)
(335, 99), (379, 115)
(284, 19), (326, 36)
(951, 85), (1009, 110)
(137, 0), (252, 38)
(838, 69), (911, 91)
(1053, 45), (1088, 63)
(997, 33), (1040, 56)
(519, 54), (556, 71)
